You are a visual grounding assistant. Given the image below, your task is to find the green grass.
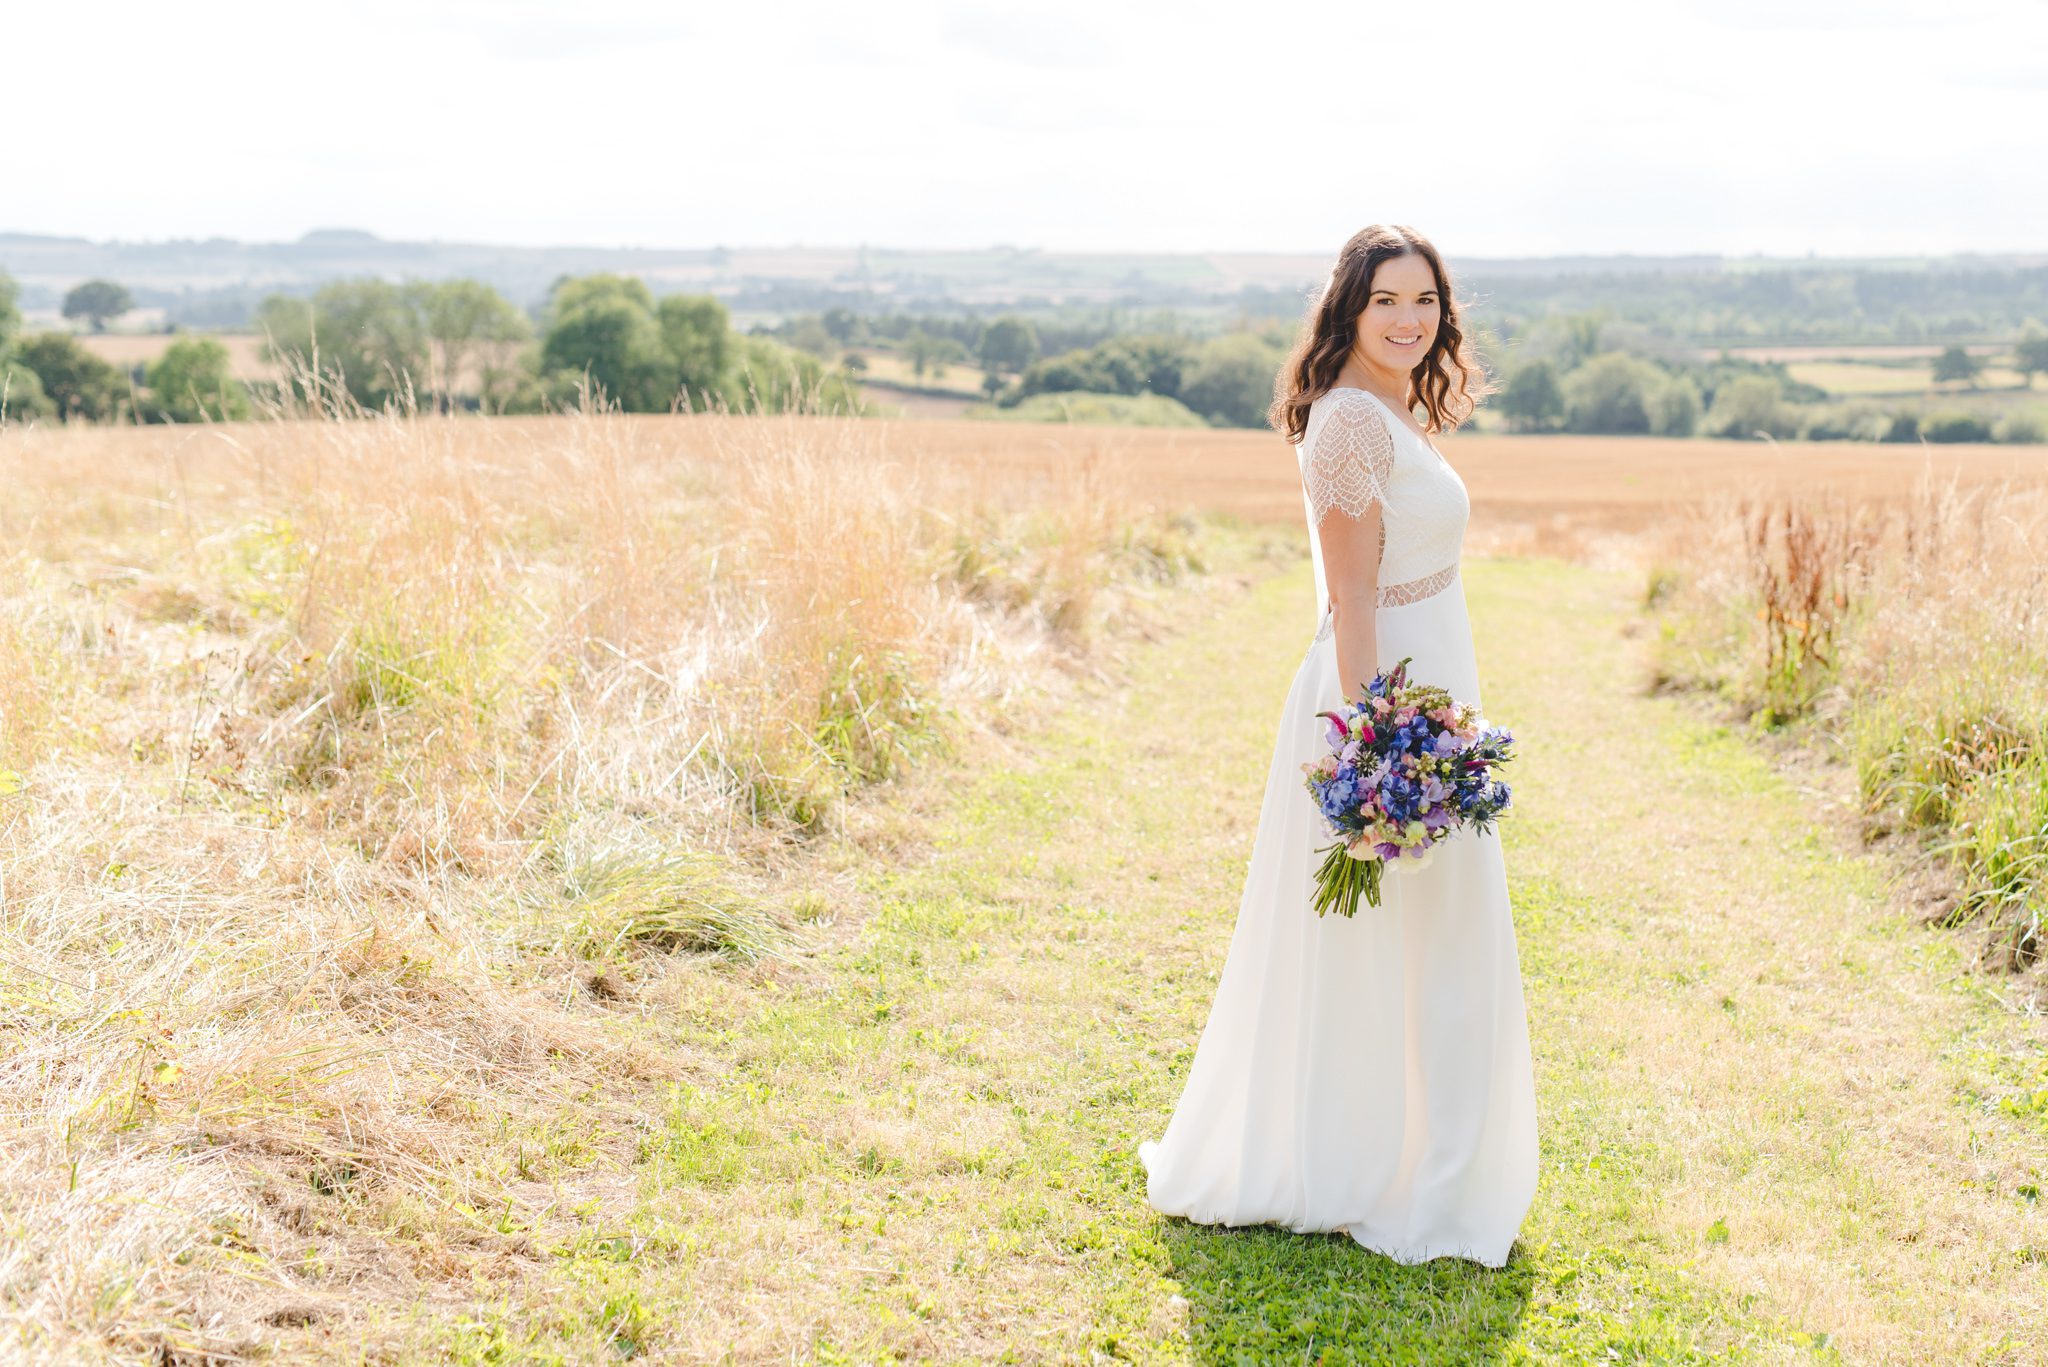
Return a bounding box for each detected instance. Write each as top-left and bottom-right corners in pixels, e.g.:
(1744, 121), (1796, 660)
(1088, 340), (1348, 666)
(1785, 360), (2029, 398)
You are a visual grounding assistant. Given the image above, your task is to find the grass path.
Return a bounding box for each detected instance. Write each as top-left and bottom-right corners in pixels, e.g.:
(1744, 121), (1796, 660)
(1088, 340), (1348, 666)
(427, 554), (2046, 1364)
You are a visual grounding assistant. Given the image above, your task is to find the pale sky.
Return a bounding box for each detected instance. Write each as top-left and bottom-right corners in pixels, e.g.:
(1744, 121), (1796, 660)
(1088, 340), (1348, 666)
(9, 0), (2044, 258)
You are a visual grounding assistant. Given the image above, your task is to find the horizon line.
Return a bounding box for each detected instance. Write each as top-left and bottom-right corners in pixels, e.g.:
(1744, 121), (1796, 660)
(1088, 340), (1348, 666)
(3, 226), (2043, 264)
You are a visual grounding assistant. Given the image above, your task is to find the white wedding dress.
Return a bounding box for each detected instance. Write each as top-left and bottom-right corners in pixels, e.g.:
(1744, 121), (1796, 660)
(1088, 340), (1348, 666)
(1138, 386), (1538, 1267)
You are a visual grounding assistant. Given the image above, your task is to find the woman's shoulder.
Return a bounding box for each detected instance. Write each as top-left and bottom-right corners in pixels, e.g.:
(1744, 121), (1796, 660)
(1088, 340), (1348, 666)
(1313, 385), (1399, 421)
(1305, 388), (1401, 460)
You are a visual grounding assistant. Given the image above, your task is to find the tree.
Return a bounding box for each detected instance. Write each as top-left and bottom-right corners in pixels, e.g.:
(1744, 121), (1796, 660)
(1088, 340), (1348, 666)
(655, 294), (731, 410)
(820, 307), (862, 344)
(1, 361), (53, 421)
(2011, 331), (2048, 388)
(1932, 345), (1980, 388)
(1921, 410), (1993, 442)
(1561, 353), (1664, 434)
(0, 271), (20, 351)
(526, 275), (856, 416)
(782, 316), (834, 357)
(536, 278), (801, 414)
(14, 332), (128, 421)
(1705, 374), (1797, 440)
(539, 297), (670, 410)
(1881, 412), (1920, 443)
(145, 338), (249, 423)
(256, 280), (428, 411)
(1499, 360), (1565, 432)
(1097, 335), (1192, 397)
(904, 329), (937, 380)
(62, 279), (134, 332)
(719, 334), (863, 415)
(1646, 373), (1702, 437)
(1006, 333), (1198, 406)
(545, 273), (654, 325)
(1561, 313), (1605, 369)
(1179, 334), (1284, 428)
(407, 279), (528, 413)
(979, 316), (1039, 375)
(538, 278), (742, 413)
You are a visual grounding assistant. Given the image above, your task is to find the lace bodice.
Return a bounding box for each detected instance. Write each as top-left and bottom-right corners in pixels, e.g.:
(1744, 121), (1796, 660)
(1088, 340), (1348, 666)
(1297, 387), (1469, 619)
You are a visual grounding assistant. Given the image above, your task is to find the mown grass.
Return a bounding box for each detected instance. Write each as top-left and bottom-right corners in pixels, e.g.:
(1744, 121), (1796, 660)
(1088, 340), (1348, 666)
(321, 555), (2045, 1362)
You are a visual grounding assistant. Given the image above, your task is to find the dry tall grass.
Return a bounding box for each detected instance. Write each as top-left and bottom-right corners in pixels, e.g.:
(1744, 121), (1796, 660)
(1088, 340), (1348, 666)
(1645, 470), (2048, 981)
(0, 405), (1218, 1359)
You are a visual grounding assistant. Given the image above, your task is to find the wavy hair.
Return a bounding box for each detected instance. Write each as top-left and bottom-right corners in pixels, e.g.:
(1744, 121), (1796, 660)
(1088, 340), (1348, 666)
(1269, 224), (1491, 444)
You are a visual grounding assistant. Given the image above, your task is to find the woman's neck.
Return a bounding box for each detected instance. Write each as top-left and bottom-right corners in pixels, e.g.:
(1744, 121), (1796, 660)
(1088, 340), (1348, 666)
(1332, 362), (1410, 409)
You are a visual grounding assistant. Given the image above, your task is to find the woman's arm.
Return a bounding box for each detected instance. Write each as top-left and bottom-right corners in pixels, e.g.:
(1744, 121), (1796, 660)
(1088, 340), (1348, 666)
(1319, 503), (1383, 704)
(1304, 393), (1397, 704)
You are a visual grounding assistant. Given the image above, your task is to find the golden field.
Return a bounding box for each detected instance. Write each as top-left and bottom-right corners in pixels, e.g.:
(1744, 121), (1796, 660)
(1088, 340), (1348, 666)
(864, 419), (2048, 558)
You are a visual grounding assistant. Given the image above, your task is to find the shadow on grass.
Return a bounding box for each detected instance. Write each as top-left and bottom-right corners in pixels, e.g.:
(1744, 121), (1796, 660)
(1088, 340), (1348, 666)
(1161, 1221), (1533, 1365)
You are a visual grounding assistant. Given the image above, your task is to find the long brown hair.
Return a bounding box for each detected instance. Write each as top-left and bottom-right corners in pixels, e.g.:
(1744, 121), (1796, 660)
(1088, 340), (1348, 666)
(1269, 224), (1491, 444)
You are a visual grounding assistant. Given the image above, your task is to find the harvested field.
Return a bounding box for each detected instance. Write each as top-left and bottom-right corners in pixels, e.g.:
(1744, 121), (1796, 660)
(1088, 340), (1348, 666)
(869, 419), (2048, 559)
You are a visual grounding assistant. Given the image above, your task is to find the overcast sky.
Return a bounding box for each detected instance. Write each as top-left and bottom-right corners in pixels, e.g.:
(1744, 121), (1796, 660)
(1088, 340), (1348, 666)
(9, 0), (2043, 258)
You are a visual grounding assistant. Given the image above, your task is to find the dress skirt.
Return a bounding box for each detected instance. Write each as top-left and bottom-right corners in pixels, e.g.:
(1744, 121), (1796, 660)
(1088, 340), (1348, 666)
(1137, 575), (1538, 1266)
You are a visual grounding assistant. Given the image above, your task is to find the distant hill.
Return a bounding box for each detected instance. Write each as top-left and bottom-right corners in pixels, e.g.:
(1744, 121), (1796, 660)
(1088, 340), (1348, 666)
(4, 228), (2042, 341)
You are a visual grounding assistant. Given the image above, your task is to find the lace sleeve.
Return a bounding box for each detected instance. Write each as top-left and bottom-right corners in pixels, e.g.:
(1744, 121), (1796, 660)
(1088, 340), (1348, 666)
(1305, 392), (1396, 526)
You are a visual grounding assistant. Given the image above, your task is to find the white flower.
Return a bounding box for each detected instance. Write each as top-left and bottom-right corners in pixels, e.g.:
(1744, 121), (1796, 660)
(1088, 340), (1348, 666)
(1389, 842), (1438, 873)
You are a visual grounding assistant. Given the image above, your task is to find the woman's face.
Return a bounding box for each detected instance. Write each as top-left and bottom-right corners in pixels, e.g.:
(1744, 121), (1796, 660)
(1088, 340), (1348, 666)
(1352, 251), (1441, 374)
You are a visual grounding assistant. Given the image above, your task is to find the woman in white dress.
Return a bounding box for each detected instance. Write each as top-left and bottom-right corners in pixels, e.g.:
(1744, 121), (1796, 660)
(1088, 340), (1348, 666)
(1138, 224), (1538, 1267)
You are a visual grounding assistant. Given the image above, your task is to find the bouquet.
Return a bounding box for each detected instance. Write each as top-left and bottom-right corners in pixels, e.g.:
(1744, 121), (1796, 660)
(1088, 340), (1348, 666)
(1300, 656), (1516, 918)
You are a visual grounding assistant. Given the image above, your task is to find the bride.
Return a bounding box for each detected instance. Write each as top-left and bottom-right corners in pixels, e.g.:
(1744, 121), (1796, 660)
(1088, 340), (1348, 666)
(1138, 224), (1538, 1267)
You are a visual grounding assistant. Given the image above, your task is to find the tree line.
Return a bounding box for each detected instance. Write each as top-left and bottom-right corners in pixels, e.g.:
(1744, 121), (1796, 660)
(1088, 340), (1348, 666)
(9, 265), (2046, 441)
(754, 303), (1292, 429)
(0, 273), (244, 422)
(0, 270), (859, 423)
(988, 328), (1290, 428)
(1487, 313), (2048, 444)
